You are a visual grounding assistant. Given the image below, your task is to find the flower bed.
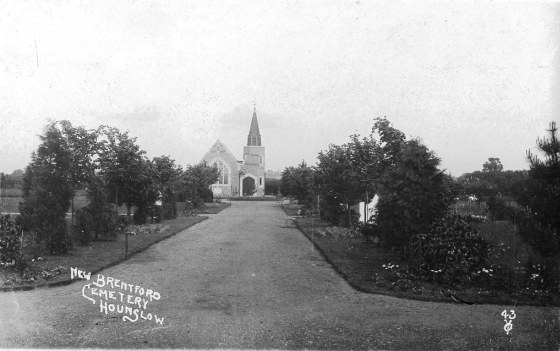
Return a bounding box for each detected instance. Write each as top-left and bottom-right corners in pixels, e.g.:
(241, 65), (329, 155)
(286, 209), (559, 306)
(1, 216), (207, 291)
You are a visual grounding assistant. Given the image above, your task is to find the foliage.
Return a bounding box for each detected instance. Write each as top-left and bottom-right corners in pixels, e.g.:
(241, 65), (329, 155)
(97, 125), (151, 211)
(20, 122), (74, 254)
(316, 144), (362, 210)
(517, 122), (560, 292)
(147, 205), (163, 223)
(283, 117), (455, 237)
(0, 215), (25, 272)
(152, 155), (182, 219)
(116, 215), (133, 233)
(162, 187), (177, 219)
(376, 139), (456, 247)
(406, 214), (490, 287)
(1, 169), (24, 190)
(181, 162), (219, 206)
(458, 159), (528, 220)
(74, 202), (118, 243)
(379, 263), (422, 293)
(57, 121), (99, 188)
(74, 207), (94, 245)
(280, 161), (315, 203)
(483, 157), (504, 172)
(71, 176), (119, 243)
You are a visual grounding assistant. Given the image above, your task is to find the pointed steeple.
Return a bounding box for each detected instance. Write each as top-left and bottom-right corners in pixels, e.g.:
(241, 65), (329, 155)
(247, 106), (262, 146)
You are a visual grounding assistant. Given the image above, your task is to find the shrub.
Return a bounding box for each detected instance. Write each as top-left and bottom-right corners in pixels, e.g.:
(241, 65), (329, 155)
(45, 219), (71, 255)
(147, 205), (163, 223)
(0, 215), (26, 272)
(162, 201), (176, 220)
(378, 263), (422, 293)
(486, 197), (520, 221)
(74, 203), (118, 242)
(116, 215), (132, 233)
(74, 207), (93, 245)
(406, 214), (490, 287)
(357, 222), (379, 242)
(317, 226), (363, 238)
(133, 206), (147, 225)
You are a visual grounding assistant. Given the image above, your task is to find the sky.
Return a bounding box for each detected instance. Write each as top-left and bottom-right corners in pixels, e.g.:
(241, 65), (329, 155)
(1, 0), (559, 177)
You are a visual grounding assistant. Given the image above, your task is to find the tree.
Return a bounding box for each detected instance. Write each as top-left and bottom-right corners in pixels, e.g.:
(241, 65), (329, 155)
(316, 144), (361, 226)
(76, 175), (118, 242)
(347, 132), (382, 205)
(517, 122), (560, 292)
(181, 162), (219, 207)
(20, 122), (74, 254)
(97, 126), (148, 212)
(482, 157), (504, 173)
(152, 156), (182, 219)
(458, 158), (528, 219)
(376, 138), (454, 247)
(56, 121), (99, 226)
(280, 161), (315, 203)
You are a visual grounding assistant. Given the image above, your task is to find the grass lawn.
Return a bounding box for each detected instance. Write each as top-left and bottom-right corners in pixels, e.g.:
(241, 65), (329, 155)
(0, 215), (207, 291)
(282, 204), (559, 307)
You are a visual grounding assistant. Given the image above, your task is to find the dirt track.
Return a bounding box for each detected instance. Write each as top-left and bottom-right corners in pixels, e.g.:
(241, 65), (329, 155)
(0, 201), (557, 349)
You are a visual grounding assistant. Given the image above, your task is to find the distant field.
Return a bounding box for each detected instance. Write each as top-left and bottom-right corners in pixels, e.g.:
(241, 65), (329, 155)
(0, 195), (130, 215)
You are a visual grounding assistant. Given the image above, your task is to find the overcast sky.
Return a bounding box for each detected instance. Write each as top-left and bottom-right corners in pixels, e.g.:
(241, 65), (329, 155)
(1, 0), (559, 177)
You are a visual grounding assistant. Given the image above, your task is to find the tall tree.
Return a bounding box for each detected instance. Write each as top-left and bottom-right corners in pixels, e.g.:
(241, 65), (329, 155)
(316, 144), (362, 225)
(376, 138), (453, 246)
(97, 126), (147, 212)
(518, 122), (560, 292)
(20, 122), (74, 254)
(57, 121), (99, 226)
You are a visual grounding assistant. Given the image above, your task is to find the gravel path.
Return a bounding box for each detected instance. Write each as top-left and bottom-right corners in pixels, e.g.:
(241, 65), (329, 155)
(0, 201), (557, 349)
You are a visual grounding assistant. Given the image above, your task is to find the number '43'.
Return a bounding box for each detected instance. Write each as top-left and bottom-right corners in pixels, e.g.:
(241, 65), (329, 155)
(502, 309), (516, 320)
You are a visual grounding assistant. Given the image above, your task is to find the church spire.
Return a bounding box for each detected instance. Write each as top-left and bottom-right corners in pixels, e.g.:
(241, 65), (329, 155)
(247, 105), (261, 146)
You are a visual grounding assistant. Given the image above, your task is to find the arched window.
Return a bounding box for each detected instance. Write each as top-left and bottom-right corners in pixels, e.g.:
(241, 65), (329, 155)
(213, 160), (229, 185)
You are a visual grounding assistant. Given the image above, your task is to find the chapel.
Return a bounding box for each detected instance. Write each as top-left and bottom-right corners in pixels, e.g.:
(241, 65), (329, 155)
(201, 107), (265, 197)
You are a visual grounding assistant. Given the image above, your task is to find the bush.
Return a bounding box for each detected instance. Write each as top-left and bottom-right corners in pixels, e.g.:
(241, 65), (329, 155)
(406, 214), (490, 287)
(116, 215), (132, 233)
(147, 205), (163, 223)
(74, 203), (119, 242)
(162, 201), (177, 220)
(486, 197), (519, 221)
(133, 206), (148, 225)
(45, 219), (71, 255)
(74, 207), (93, 245)
(0, 215), (26, 272)
(380, 263), (423, 293)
